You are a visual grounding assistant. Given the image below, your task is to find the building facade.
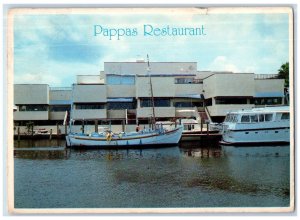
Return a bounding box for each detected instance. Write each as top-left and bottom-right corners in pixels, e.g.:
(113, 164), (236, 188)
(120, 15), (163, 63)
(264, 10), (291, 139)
(14, 61), (285, 131)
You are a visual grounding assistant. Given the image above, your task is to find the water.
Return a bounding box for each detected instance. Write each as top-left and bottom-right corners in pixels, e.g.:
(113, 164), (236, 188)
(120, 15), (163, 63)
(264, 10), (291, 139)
(14, 140), (290, 208)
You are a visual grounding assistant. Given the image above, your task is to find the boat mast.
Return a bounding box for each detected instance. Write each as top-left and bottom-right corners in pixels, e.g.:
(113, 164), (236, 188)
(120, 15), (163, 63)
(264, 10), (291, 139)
(147, 54), (156, 129)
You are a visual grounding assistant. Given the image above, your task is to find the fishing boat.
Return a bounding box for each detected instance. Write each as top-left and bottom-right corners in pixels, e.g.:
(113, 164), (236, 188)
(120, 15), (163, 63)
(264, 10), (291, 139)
(220, 106), (290, 145)
(65, 55), (183, 148)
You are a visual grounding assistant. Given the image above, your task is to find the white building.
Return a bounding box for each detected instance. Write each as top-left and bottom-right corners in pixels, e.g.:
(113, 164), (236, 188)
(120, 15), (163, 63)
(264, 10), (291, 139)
(13, 61), (285, 132)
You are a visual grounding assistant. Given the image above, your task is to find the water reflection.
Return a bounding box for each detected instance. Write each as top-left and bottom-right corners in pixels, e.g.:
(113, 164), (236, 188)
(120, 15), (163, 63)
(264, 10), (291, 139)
(14, 148), (69, 160)
(14, 139), (290, 208)
(14, 139), (64, 149)
(71, 146), (181, 161)
(181, 148), (222, 158)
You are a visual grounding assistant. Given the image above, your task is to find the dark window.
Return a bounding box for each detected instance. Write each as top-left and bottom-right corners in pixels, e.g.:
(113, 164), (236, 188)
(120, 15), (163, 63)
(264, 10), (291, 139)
(175, 78), (203, 84)
(75, 103), (105, 110)
(241, 115), (250, 123)
(140, 98), (170, 107)
(18, 105), (48, 111)
(174, 102), (203, 107)
(281, 113), (289, 120)
(250, 115), (258, 123)
(50, 105), (71, 112)
(174, 102), (193, 107)
(253, 97), (282, 105)
(215, 98), (248, 105)
(259, 114), (265, 122)
(107, 102), (136, 110)
(265, 114), (273, 121)
(205, 98), (212, 106)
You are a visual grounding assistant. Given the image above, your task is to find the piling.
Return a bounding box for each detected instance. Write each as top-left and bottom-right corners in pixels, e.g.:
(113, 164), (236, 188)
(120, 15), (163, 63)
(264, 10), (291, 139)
(95, 120), (98, 133)
(56, 124), (60, 139)
(49, 129), (52, 140)
(82, 120), (85, 134)
(122, 120), (125, 132)
(17, 127), (20, 141)
(206, 121), (209, 135)
(201, 120), (203, 133)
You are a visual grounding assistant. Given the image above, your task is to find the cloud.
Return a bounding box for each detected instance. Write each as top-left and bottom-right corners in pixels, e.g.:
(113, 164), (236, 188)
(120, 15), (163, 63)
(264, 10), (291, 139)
(209, 56), (240, 72)
(12, 11), (290, 86)
(14, 73), (62, 85)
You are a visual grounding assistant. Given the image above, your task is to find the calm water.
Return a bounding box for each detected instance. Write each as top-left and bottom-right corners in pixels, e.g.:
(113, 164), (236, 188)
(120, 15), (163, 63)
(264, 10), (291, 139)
(14, 139), (290, 208)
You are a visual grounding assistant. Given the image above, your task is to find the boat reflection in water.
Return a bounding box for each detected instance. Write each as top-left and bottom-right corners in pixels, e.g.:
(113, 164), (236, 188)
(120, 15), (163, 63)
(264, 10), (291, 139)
(14, 139), (290, 208)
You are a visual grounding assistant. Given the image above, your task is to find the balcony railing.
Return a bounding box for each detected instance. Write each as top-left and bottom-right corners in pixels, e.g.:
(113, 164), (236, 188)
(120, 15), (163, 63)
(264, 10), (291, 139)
(254, 74), (279, 79)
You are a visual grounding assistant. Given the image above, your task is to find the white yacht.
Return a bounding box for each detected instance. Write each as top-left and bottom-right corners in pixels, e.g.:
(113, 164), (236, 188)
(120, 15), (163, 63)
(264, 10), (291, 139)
(220, 106), (290, 145)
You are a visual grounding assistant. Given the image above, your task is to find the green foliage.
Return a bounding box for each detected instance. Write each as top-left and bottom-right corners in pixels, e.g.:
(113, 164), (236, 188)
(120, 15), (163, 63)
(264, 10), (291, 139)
(277, 62), (289, 87)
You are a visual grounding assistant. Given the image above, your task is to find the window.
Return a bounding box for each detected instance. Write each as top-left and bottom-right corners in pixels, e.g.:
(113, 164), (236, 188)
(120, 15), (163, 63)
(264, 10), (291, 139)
(106, 75), (135, 85)
(140, 98), (170, 107)
(50, 105), (71, 112)
(205, 98), (212, 106)
(253, 97), (282, 105)
(107, 102), (136, 110)
(259, 114), (265, 122)
(241, 115), (250, 123)
(215, 98), (248, 105)
(174, 102), (193, 107)
(250, 114), (258, 123)
(281, 113), (289, 120)
(75, 103), (105, 110)
(175, 78), (202, 84)
(18, 105), (48, 111)
(265, 114), (273, 121)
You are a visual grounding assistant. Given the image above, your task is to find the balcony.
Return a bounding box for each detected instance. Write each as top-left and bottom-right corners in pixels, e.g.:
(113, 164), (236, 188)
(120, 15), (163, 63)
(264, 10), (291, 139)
(14, 111), (49, 120)
(72, 109), (107, 120)
(207, 104), (255, 117)
(107, 110), (126, 119)
(137, 107), (175, 118)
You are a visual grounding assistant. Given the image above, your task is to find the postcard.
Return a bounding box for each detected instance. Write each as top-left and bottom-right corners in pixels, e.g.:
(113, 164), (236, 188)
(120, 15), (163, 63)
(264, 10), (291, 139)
(5, 7), (294, 214)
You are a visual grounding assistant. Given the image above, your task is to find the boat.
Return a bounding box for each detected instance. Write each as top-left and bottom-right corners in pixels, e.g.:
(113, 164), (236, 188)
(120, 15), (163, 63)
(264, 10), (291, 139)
(220, 106), (290, 145)
(155, 117), (221, 142)
(65, 55), (183, 148)
(65, 126), (183, 148)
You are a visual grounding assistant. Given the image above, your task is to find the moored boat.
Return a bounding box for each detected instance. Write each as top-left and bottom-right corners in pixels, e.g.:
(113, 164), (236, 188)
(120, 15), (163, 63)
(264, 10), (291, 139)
(66, 126), (183, 148)
(220, 106), (290, 145)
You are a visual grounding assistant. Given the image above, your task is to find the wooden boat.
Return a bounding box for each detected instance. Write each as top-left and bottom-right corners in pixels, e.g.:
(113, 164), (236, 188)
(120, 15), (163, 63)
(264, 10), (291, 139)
(66, 126), (183, 148)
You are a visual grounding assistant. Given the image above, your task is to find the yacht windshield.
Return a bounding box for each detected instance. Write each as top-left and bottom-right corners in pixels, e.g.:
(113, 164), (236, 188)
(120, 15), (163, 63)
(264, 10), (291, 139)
(225, 114), (238, 123)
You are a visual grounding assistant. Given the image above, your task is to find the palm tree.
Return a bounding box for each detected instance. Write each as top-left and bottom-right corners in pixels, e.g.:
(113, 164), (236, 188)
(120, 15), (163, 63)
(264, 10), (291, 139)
(278, 62), (289, 87)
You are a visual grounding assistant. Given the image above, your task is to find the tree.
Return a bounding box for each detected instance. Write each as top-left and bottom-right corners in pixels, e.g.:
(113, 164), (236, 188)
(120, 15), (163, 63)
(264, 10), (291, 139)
(277, 62), (289, 87)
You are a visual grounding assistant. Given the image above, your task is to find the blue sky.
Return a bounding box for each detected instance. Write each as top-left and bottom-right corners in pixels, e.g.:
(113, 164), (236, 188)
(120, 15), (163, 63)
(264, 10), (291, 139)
(13, 9), (290, 87)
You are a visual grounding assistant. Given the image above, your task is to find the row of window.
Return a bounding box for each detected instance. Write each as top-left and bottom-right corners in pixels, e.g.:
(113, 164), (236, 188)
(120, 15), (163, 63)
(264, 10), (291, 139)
(205, 97), (283, 106)
(225, 113), (289, 123)
(174, 78), (202, 84)
(17, 101), (204, 112)
(106, 75), (204, 85)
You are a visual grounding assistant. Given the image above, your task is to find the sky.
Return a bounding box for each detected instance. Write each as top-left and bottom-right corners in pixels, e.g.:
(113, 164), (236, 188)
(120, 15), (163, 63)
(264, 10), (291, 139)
(12, 8), (291, 87)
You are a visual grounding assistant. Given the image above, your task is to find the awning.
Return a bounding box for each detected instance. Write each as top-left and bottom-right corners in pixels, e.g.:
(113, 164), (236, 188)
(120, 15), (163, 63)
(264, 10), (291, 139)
(255, 92), (284, 98)
(107, 98), (134, 102)
(174, 94), (202, 99)
(49, 100), (72, 105)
